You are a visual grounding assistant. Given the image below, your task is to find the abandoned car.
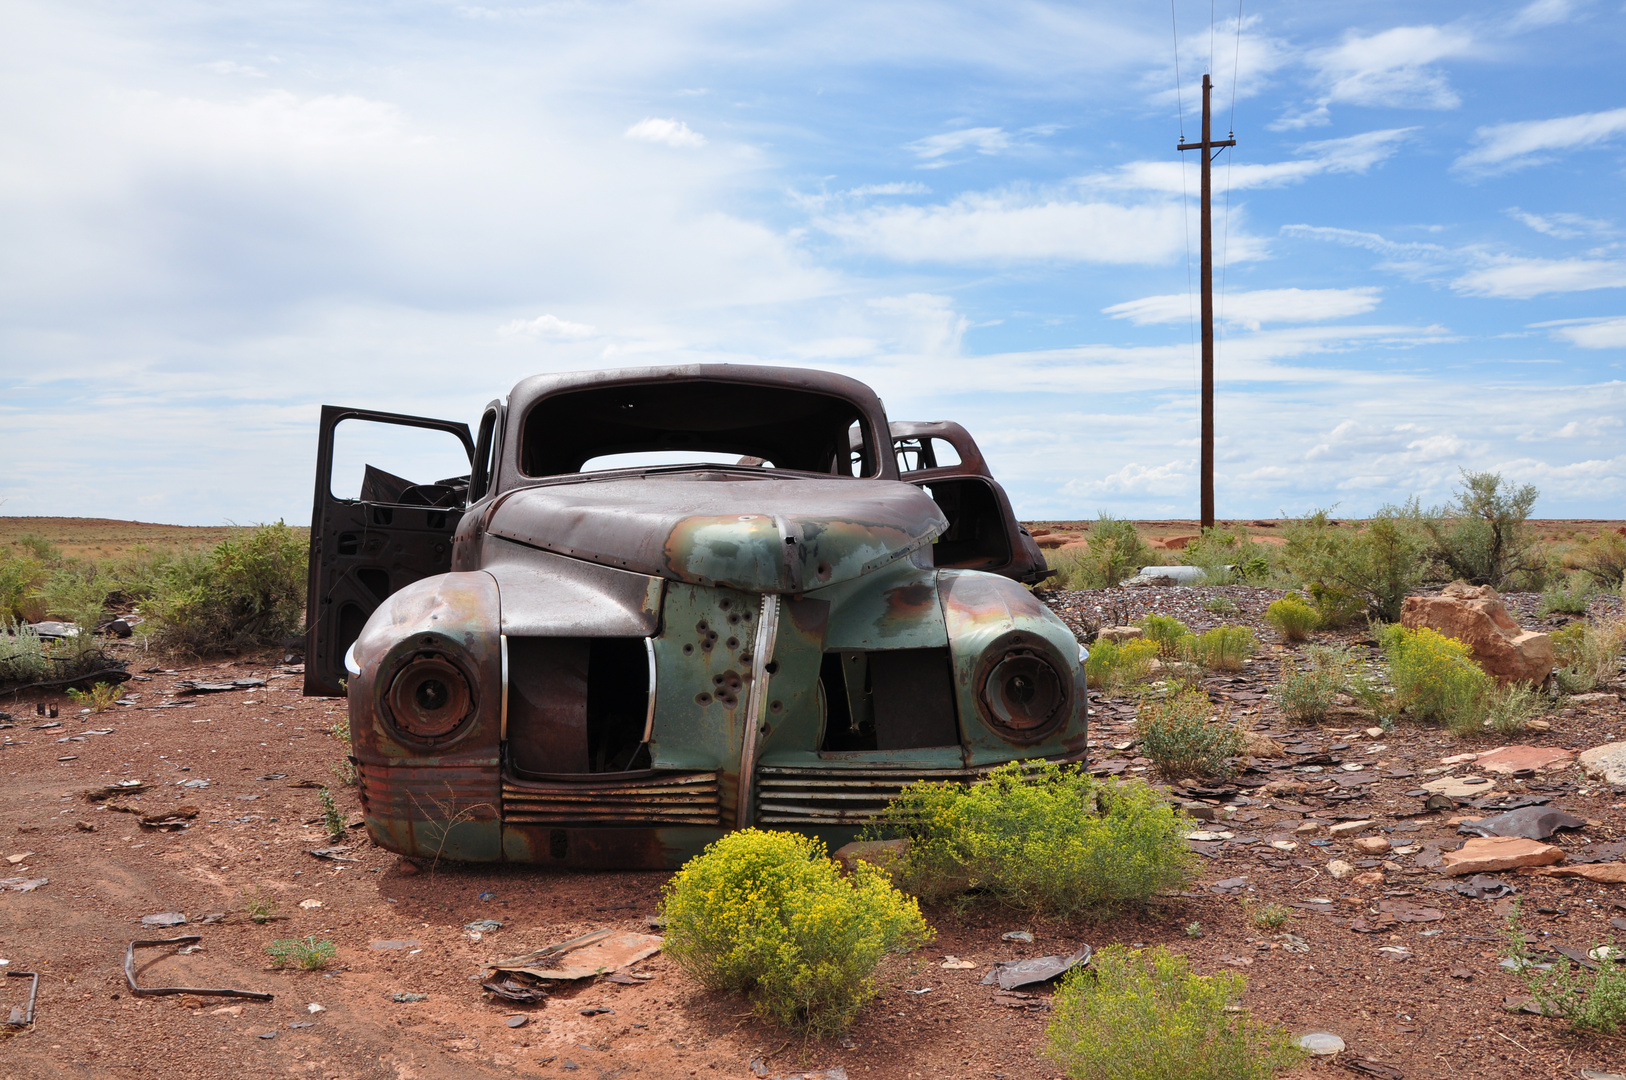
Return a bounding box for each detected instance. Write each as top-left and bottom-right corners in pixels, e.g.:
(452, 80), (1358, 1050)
(304, 364), (1084, 868)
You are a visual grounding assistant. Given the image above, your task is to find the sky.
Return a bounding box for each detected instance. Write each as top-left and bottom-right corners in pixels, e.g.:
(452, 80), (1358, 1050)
(3, 0), (1625, 525)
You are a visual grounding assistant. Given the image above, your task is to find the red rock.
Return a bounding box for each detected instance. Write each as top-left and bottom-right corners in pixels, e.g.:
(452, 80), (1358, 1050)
(1439, 836), (1565, 875)
(1473, 745), (1575, 774)
(832, 838), (911, 874)
(1400, 582), (1555, 684)
(1522, 863), (1626, 883)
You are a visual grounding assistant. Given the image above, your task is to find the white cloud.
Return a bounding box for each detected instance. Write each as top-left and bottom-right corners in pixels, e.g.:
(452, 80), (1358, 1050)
(624, 117), (706, 148)
(1506, 207), (1616, 239)
(905, 127), (1009, 166)
(815, 193), (1191, 264)
(1105, 287), (1383, 330)
(1509, 0), (1580, 29)
(866, 293), (969, 357)
(1536, 316), (1626, 348)
(1310, 25), (1475, 110)
(202, 60), (266, 78)
(500, 314), (597, 339)
(847, 182), (930, 197)
(1455, 106), (1626, 174)
(1452, 258), (1626, 299)
(1085, 129), (1413, 194)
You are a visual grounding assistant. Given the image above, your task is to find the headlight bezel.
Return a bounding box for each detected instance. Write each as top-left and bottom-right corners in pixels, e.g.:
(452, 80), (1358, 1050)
(378, 639), (480, 747)
(972, 633), (1073, 744)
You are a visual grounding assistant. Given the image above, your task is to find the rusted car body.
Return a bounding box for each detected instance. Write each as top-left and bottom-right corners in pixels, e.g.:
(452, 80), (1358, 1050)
(304, 365), (1085, 868)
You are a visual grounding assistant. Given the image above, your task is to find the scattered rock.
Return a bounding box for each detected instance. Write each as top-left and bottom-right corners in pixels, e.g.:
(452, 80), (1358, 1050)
(1473, 745), (1576, 775)
(980, 948), (1092, 990)
(1579, 742), (1626, 787)
(1328, 820), (1374, 836)
(1440, 836), (1565, 876)
(1001, 930), (1034, 943)
(140, 912), (188, 928)
(1522, 863), (1626, 884)
(1095, 626), (1143, 644)
(1352, 871), (1387, 888)
(465, 920), (502, 933)
(1568, 693), (1619, 705)
(1352, 837), (1392, 855)
(390, 992), (428, 1003)
(1422, 776), (1497, 799)
(831, 838), (910, 876)
(940, 957), (977, 969)
(298, 899), (323, 910)
(1401, 582), (1555, 684)
(370, 940), (420, 951)
(1326, 860), (1355, 879)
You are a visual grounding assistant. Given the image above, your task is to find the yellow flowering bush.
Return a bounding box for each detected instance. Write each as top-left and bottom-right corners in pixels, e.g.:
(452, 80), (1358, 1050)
(659, 829), (932, 1036)
(1046, 945), (1303, 1080)
(870, 762), (1194, 918)
(1379, 624), (1492, 735)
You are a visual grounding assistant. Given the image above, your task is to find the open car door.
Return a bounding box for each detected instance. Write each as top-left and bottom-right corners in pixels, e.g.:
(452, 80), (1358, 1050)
(303, 405), (475, 696)
(886, 421), (1053, 585)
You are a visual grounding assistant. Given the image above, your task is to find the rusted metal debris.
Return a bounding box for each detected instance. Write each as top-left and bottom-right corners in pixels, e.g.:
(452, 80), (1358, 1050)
(303, 365), (1086, 868)
(485, 929), (662, 982)
(124, 937), (274, 1001)
(5, 970), (38, 1026)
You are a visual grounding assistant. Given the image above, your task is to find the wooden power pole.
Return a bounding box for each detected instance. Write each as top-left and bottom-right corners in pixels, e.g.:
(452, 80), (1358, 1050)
(1178, 73), (1233, 532)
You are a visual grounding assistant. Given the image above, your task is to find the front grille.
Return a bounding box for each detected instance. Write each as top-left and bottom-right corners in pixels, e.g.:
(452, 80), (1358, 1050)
(502, 770), (720, 825)
(755, 758), (1075, 826)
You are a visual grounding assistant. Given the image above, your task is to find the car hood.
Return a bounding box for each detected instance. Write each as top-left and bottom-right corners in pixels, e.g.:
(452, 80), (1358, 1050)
(485, 472), (948, 593)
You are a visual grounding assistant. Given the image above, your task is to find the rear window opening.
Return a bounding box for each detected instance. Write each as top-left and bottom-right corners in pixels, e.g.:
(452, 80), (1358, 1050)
(819, 647), (959, 753)
(520, 379), (878, 478)
(921, 477), (1012, 570)
(894, 436), (962, 472)
(506, 637), (652, 776)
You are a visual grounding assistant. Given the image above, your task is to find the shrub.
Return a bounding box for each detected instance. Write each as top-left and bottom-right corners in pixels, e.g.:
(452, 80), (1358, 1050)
(1306, 582), (1367, 629)
(67, 681), (122, 713)
(1420, 471), (1543, 590)
(1046, 945), (1304, 1080)
(319, 788), (345, 839)
(1484, 681), (1544, 737)
(1247, 902), (1293, 931)
(1379, 624), (1492, 735)
(1539, 574), (1595, 617)
(1183, 529), (1275, 585)
(0, 549), (47, 623)
(146, 523), (306, 654)
(266, 936), (337, 970)
(1204, 596), (1239, 616)
(1263, 593), (1317, 642)
(1046, 515), (1158, 589)
(1085, 637), (1161, 696)
(1504, 909), (1626, 1035)
(1576, 531), (1626, 588)
(242, 886), (279, 924)
(871, 762), (1194, 918)
(660, 829), (931, 1036)
(1272, 646), (1353, 724)
(1138, 614), (1192, 657)
(1552, 618), (1626, 694)
(1138, 689), (1241, 779)
(1191, 626), (1256, 672)
(1281, 508), (1429, 623)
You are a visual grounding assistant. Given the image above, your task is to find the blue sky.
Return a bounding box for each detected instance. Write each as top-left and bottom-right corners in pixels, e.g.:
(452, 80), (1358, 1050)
(3, 0), (1625, 525)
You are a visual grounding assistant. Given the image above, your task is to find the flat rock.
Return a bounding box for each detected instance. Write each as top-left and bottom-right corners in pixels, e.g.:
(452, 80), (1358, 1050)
(1095, 626), (1143, 644)
(1579, 742), (1626, 786)
(831, 839), (910, 874)
(1568, 692), (1620, 705)
(1328, 820), (1375, 836)
(1422, 775), (1498, 798)
(1440, 836), (1565, 876)
(1522, 863), (1626, 884)
(1473, 745), (1576, 775)
(1353, 837), (1392, 855)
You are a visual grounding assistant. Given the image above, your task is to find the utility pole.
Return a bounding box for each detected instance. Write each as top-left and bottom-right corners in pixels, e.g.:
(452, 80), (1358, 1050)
(1178, 73), (1233, 532)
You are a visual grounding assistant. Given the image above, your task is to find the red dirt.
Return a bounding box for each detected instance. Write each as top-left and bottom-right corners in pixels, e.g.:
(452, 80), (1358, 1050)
(3, 583), (1626, 1079)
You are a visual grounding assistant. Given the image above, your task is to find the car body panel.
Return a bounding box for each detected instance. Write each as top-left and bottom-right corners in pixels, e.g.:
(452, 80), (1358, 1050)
(307, 364), (1085, 868)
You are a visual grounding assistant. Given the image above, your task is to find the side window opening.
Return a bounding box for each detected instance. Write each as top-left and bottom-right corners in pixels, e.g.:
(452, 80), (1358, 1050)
(331, 419), (472, 509)
(920, 478), (1012, 570)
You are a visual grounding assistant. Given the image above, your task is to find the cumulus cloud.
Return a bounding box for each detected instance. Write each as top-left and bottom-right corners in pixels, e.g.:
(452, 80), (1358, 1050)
(1104, 287), (1382, 330)
(1453, 258), (1626, 299)
(624, 117), (706, 148)
(1455, 106), (1626, 174)
(500, 314), (597, 339)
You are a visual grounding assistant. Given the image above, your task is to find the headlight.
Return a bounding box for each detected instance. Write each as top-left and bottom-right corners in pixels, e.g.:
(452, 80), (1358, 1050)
(386, 653), (473, 739)
(979, 647), (1067, 739)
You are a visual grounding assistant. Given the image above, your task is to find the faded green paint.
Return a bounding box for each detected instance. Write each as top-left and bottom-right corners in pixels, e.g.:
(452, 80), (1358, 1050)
(748, 596), (829, 768)
(813, 557), (948, 650)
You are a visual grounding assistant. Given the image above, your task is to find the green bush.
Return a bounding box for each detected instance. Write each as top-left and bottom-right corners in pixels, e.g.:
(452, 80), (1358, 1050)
(1306, 582), (1367, 629)
(1085, 637), (1161, 696)
(1272, 646), (1354, 724)
(1138, 689), (1241, 779)
(659, 829), (931, 1036)
(1420, 470), (1543, 590)
(871, 762), (1194, 918)
(0, 549), (47, 623)
(1281, 508), (1429, 623)
(1379, 624), (1492, 735)
(1182, 529), (1275, 585)
(1539, 574), (1595, 617)
(1551, 618), (1626, 694)
(1046, 945), (1304, 1080)
(266, 936), (337, 970)
(1484, 681), (1544, 737)
(1137, 614), (1192, 657)
(1047, 515), (1158, 589)
(1191, 626), (1256, 672)
(1504, 910), (1626, 1035)
(1576, 531), (1626, 588)
(1204, 596), (1239, 616)
(1263, 593), (1317, 642)
(146, 522), (307, 654)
